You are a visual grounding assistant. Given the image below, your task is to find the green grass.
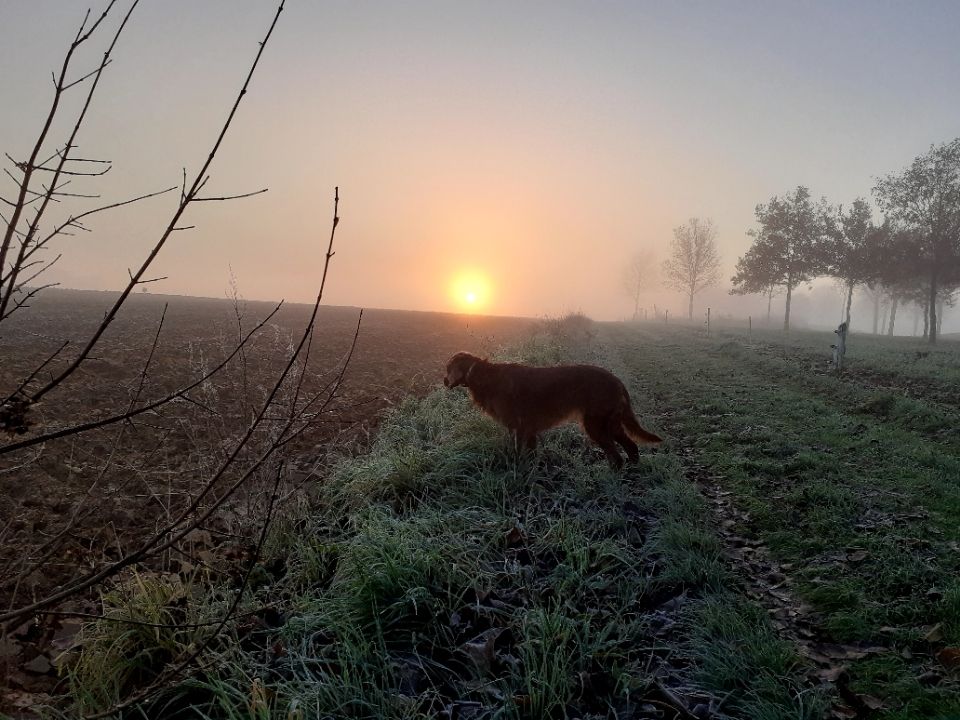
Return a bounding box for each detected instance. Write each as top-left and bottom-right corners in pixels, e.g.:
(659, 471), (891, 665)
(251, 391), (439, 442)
(58, 316), (818, 719)
(607, 321), (960, 718)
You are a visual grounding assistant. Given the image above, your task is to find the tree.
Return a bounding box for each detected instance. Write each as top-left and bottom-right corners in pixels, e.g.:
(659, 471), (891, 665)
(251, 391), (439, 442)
(729, 237), (781, 324)
(662, 217), (722, 320)
(622, 250), (655, 320)
(874, 138), (960, 344)
(825, 199), (885, 329)
(732, 186), (831, 331)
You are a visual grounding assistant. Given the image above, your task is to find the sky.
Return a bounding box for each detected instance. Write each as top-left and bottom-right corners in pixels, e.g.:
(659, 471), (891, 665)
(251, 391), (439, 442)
(2, 0), (959, 329)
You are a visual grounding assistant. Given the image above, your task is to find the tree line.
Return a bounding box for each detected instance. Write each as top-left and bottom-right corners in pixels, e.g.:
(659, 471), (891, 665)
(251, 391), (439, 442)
(732, 138), (960, 344)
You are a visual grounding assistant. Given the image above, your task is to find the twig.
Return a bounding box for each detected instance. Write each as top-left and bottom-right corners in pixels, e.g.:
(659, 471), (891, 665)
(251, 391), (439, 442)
(24, 0), (283, 402)
(0, 0), (138, 320)
(0, 301), (283, 454)
(83, 463), (284, 718)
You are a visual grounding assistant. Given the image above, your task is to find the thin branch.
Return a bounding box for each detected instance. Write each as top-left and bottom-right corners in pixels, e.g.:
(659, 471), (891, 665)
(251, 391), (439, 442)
(0, 302), (283, 454)
(62, 58), (114, 91)
(34, 186), (176, 251)
(193, 187), (268, 202)
(0, 0), (139, 320)
(1, 180), (334, 626)
(34, 606), (267, 631)
(5, 341), (69, 401)
(25, 0), (284, 401)
(83, 465), (284, 718)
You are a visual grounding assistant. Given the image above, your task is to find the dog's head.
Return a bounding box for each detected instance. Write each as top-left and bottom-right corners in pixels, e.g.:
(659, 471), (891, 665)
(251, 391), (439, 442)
(444, 352), (481, 389)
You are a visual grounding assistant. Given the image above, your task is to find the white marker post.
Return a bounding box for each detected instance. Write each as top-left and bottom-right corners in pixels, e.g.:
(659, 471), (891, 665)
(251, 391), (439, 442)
(831, 321), (848, 375)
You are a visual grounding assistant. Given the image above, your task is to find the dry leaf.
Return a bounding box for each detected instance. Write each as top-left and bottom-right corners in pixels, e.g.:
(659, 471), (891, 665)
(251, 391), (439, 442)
(460, 628), (503, 673)
(505, 526), (525, 547)
(935, 647), (960, 669)
(810, 664), (848, 683)
(830, 704), (858, 719)
(924, 623), (944, 643)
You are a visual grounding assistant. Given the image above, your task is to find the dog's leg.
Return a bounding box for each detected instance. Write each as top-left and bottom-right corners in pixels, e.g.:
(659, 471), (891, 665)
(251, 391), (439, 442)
(613, 430), (640, 463)
(583, 415), (624, 470)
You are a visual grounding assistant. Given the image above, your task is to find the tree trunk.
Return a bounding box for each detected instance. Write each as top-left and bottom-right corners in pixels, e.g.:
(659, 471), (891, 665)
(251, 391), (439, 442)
(929, 270), (938, 345)
(845, 281), (854, 329)
(687, 290), (694, 321)
(922, 297), (929, 338)
(872, 290), (880, 335)
(913, 308), (920, 336)
(936, 297), (944, 336)
(766, 286), (773, 324)
(783, 278), (793, 332)
(887, 296), (898, 336)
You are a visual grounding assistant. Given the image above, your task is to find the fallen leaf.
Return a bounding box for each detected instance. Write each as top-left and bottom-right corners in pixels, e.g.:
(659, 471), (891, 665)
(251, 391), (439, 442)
(935, 647), (960, 669)
(23, 655), (52, 675)
(0, 635), (21, 660)
(830, 704), (858, 719)
(460, 628), (503, 673)
(917, 670), (942, 686)
(505, 526), (525, 547)
(924, 623), (944, 643)
(810, 665), (848, 683)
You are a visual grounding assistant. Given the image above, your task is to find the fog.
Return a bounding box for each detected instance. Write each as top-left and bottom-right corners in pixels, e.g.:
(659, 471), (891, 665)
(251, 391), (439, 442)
(2, 1), (959, 333)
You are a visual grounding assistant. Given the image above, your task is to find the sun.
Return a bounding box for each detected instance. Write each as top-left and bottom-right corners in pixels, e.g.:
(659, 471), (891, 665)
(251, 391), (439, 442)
(450, 271), (491, 313)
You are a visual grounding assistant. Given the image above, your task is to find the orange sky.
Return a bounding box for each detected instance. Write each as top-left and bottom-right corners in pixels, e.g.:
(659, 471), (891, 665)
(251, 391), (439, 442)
(3, 1), (960, 328)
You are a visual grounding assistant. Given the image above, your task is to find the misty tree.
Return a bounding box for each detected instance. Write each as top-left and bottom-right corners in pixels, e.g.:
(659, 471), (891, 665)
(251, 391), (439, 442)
(731, 186), (831, 331)
(622, 251), (655, 320)
(825, 199), (885, 329)
(874, 138), (960, 344)
(661, 217), (722, 320)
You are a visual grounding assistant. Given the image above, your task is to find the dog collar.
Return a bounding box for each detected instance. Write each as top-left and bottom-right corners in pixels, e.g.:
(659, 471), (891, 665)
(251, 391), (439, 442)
(465, 359), (478, 384)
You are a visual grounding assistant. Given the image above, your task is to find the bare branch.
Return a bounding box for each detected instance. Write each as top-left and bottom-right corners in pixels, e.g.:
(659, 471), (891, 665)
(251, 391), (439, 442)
(5, 341), (70, 401)
(0, 302), (283, 456)
(35, 186), (176, 250)
(193, 187), (268, 202)
(62, 58), (114, 91)
(24, 0), (284, 402)
(0, 0), (141, 320)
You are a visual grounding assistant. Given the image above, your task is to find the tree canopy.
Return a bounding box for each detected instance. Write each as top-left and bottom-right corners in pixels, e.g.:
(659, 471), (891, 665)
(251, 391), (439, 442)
(731, 186), (831, 330)
(873, 138), (960, 343)
(662, 217), (722, 320)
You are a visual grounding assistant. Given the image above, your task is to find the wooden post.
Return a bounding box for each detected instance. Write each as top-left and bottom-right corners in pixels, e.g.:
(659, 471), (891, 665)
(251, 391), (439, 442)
(706, 307), (711, 337)
(831, 321), (848, 375)
(748, 315), (752, 339)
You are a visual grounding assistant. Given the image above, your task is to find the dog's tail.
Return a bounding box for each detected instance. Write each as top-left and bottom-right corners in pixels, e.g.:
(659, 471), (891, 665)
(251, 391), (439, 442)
(620, 406), (663, 445)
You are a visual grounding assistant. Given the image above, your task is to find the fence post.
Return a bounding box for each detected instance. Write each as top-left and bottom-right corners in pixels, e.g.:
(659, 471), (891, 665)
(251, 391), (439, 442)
(706, 307), (711, 337)
(831, 321), (848, 375)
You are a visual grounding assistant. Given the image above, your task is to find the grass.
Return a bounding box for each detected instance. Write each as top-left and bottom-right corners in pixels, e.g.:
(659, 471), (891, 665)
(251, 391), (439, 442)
(57, 315), (819, 719)
(607, 321), (960, 718)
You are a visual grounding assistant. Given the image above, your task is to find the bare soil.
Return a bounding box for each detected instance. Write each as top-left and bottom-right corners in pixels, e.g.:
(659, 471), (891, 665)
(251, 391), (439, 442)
(0, 289), (536, 712)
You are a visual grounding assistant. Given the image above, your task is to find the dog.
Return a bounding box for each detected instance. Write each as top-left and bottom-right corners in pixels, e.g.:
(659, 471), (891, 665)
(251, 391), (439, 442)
(443, 352), (662, 469)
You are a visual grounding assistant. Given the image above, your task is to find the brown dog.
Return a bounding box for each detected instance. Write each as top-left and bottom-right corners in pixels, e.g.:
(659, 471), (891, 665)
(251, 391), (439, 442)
(444, 352), (661, 469)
